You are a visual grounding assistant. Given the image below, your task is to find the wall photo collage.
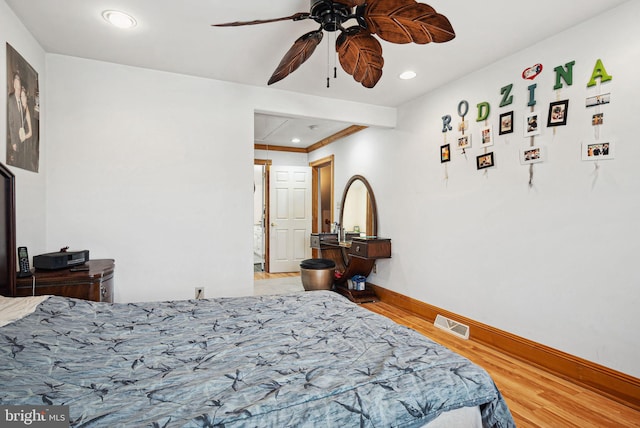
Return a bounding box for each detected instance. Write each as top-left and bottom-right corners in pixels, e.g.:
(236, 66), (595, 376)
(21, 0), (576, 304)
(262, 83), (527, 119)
(439, 58), (613, 176)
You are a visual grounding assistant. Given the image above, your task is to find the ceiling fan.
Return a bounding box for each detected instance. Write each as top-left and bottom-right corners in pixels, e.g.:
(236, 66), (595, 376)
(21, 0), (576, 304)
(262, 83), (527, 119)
(213, 0), (455, 88)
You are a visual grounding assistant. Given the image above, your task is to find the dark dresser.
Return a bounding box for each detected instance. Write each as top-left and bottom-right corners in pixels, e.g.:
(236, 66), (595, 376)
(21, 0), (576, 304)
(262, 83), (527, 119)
(15, 259), (115, 303)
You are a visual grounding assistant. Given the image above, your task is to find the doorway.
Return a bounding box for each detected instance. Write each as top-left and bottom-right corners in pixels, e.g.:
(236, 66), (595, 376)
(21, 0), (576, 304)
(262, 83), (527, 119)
(253, 161), (309, 296)
(268, 165), (312, 273)
(253, 160), (313, 273)
(310, 155), (335, 257)
(254, 159), (271, 273)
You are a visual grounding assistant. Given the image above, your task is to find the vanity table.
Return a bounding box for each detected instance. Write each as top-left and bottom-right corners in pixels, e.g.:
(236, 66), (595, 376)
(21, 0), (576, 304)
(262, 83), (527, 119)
(310, 175), (391, 303)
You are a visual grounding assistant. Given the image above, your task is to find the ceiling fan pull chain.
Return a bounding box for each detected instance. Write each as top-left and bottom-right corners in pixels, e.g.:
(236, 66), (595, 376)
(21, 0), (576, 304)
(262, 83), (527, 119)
(326, 33), (331, 88)
(333, 31), (337, 79)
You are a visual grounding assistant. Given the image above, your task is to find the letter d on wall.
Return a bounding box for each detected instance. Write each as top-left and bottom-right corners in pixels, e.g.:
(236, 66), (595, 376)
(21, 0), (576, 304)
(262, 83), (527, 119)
(476, 102), (490, 122)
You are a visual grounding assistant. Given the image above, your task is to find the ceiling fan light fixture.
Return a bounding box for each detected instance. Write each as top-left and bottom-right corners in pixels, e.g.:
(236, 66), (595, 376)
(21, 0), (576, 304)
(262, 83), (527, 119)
(102, 10), (137, 29)
(399, 70), (417, 80)
(213, 0), (455, 88)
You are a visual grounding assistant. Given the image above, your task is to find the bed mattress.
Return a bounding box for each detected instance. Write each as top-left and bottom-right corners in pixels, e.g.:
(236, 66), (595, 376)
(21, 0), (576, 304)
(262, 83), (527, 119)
(0, 291), (514, 427)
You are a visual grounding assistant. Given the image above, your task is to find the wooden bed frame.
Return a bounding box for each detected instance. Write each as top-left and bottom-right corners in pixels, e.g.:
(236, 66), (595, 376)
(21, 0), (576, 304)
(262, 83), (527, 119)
(0, 162), (16, 297)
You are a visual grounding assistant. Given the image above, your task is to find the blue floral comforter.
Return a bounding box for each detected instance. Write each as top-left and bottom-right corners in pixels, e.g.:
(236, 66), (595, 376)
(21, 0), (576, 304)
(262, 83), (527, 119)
(0, 291), (514, 427)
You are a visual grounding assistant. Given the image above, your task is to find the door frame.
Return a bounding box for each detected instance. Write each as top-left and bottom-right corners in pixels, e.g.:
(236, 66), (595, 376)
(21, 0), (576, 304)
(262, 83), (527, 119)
(254, 159), (272, 273)
(310, 155), (335, 258)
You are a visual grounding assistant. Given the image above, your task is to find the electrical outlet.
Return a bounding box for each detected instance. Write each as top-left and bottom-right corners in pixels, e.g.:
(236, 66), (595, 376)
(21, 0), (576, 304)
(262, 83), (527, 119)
(195, 287), (204, 300)
(373, 263), (377, 274)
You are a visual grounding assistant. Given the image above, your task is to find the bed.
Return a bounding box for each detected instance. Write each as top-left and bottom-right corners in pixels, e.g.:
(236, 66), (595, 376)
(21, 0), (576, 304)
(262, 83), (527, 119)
(0, 291), (514, 427)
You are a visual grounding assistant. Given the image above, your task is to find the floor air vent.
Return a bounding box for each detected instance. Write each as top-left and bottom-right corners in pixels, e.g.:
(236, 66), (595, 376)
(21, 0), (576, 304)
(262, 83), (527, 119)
(434, 314), (470, 340)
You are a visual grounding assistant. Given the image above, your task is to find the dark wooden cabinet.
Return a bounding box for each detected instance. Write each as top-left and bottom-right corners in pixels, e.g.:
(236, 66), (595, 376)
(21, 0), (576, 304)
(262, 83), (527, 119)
(310, 234), (390, 303)
(15, 259), (115, 303)
(348, 238), (391, 259)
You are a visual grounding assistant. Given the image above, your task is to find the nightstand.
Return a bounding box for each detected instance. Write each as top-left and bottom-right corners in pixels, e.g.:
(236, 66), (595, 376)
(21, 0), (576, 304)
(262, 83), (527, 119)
(15, 259), (115, 303)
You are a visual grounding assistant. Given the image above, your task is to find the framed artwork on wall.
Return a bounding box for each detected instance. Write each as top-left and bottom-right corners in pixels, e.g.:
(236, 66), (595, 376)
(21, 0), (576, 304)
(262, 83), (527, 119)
(592, 113), (604, 126)
(499, 111), (514, 135)
(520, 145), (545, 164)
(476, 152), (494, 170)
(457, 134), (471, 149)
(582, 141), (614, 160)
(586, 93), (610, 107)
(523, 111), (541, 137)
(480, 125), (494, 148)
(440, 144), (450, 163)
(6, 43), (40, 173)
(547, 100), (569, 127)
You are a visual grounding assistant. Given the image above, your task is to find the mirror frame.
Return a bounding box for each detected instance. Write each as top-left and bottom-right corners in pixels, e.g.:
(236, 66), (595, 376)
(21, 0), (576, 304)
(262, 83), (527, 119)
(339, 175), (378, 238)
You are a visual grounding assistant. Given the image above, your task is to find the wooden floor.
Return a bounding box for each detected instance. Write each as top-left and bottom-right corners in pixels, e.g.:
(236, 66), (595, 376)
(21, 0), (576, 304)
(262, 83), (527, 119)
(253, 271), (300, 281)
(363, 301), (640, 428)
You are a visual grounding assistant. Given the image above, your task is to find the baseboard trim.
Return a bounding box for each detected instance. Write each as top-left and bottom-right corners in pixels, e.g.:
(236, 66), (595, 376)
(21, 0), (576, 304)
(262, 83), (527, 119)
(370, 284), (640, 411)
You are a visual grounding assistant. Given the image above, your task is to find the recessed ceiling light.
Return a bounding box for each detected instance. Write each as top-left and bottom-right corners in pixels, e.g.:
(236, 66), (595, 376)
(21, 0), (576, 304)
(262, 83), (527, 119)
(291, 138), (301, 144)
(399, 70), (417, 80)
(102, 10), (137, 29)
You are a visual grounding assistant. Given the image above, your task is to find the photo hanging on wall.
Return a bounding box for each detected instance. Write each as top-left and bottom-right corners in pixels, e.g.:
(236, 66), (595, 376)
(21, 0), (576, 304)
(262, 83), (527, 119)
(476, 152), (494, 170)
(480, 125), (494, 148)
(586, 93), (610, 108)
(499, 111), (514, 135)
(547, 100), (569, 127)
(581, 141), (614, 161)
(440, 144), (451, 163)
(520, 145), (545, 165)
(592, 113), (604, 126)
(6, 43), (40, 173)
(457, 134), (471, 150)
(523, 111), (541, 137)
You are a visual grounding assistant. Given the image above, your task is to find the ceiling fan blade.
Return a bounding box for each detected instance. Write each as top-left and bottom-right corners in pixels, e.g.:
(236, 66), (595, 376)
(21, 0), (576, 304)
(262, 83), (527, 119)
(335, 0), (367, 7)
(336, 27), (384, 88)
(268, 30), (324, 85)
(212, 12), (310, 27)
(364, 0), (455, 44)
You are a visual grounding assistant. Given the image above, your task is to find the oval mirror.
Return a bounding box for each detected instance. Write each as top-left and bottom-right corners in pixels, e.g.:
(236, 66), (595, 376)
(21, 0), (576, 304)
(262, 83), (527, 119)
(339, 175), (377, 238)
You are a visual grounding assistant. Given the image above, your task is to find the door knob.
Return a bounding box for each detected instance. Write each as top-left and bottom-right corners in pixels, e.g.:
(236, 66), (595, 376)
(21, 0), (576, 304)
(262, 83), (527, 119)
(271, 222), (277, 227)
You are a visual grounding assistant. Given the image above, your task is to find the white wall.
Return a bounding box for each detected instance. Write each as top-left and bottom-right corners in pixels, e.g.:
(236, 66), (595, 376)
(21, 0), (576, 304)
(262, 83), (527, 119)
(0, 1), (47, 257)
(311, 1), (640, 377)
(44, 55), (395, 303)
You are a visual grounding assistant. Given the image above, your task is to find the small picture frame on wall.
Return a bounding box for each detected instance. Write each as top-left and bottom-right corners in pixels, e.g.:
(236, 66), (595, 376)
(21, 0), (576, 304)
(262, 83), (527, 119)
(524, 111), (541, 137)
(586, 93), (610, 107)
(480, 125), (493, 148)
(476, 152), (494, 170)
(457, 134), (471, 149)
(499, 111), (514, 135)
(592, 113), (604, 126)
(440, 144), (450, 163)
(582, 141), (614, 161)
(547, 100), (569, 127)
(520, 145), (545, 165)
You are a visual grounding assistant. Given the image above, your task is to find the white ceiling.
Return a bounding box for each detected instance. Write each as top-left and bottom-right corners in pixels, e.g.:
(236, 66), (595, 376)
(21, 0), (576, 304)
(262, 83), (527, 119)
(6, 0), (629, 146)
(254, 113), (353, 149)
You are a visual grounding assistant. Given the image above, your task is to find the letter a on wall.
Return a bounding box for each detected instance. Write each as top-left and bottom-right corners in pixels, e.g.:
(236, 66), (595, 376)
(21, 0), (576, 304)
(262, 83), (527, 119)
(587, 59), (612, 87)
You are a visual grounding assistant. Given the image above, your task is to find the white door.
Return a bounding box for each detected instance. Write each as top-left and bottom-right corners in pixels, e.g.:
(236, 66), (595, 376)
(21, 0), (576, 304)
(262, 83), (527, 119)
(269, 165), (312, 273)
